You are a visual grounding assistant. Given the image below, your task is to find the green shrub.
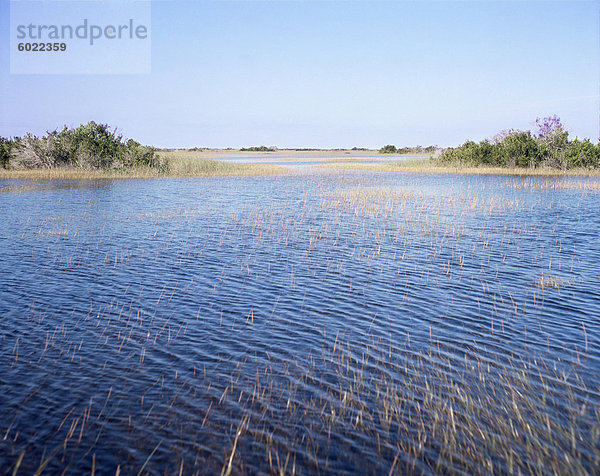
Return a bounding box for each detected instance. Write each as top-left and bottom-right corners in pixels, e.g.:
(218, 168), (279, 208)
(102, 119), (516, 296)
(240, 146), (276, 152)
(123, 139), (163, 169)
(497, 131), (541, 168)
(0, 137), (15, 168)
(565, 139), (600, 168)
(437, 117), (600, 169)
(438, 140), (501, 166)
(9, 122), (163, 170)
(379, 144), (397, 154)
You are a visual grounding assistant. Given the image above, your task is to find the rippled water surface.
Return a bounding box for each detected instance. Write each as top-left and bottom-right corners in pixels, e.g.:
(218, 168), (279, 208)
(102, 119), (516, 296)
(1, 171), (599, 474)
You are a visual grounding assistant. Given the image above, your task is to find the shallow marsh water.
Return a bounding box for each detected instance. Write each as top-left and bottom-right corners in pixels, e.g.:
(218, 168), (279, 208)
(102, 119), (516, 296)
(0, 169), (599, 474)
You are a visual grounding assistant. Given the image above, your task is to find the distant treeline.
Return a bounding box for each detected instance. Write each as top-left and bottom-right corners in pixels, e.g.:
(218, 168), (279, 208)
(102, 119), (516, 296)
(282, 147), (371, 151)
(240, 146), (276, 152)
(285, 148), (321, 151)
(438, 116), (600, 169)
(158, 147), (209, 152)
(158, 146), (374, 152)
(0, 122), (164, 170)
(379, 145), (437, 154)
(239, 146), (374, 152)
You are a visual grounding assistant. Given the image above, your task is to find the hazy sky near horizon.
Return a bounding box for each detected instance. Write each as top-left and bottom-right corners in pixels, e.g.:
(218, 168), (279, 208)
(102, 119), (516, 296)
(1, 0), (598, 148)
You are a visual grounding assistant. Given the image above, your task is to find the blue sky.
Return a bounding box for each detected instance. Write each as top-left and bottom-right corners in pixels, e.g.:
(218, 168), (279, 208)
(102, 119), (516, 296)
(1, 0), (598, 148)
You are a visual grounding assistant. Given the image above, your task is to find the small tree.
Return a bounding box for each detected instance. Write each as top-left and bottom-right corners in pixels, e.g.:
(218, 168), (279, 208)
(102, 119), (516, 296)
(0, 137), (14, 168)
(535, 115), (569, 169)
(9, 122), (163, 170)
(437, 115), (600, 170)
(499, 131), (541, 168)
(379, 144), (397, 154)
(565, 138), (600, 168)
(534, 115), (563, 139)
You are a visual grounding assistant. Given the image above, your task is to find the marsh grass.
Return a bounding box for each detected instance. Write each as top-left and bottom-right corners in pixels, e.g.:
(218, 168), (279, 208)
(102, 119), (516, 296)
(164, 156), (287, 177)
(0, 156), (288, 179)
(3, 307), (597, 474)
(0, 167), (166, 180)
(508, 177), (600, 192)
(535, 274), (580, 289)
(320, 159), (600, 177)
(1, 171), (599, 475)
(6, 153), (600, 179)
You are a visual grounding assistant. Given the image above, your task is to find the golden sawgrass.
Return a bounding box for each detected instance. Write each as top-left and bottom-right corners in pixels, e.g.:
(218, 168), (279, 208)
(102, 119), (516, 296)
(319, 159), (600, 176)
(0, 157), (288, 179)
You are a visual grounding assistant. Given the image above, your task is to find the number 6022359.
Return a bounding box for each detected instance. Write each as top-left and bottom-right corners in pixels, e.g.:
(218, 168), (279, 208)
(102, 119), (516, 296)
(18, 43), (67, 52)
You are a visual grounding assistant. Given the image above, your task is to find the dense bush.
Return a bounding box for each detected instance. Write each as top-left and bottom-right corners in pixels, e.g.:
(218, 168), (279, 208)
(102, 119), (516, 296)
(565, 138), (600, 168)
(437, 116), (600, 169)
(379, 145), (397, 154)
(439, 140), (499, 166)
(240, 146), (276, 152)
(0, 137), (15, 168)
(498, 131), (542, 167)
(379, 144), (436, 154)
(3, 122), (164, 170)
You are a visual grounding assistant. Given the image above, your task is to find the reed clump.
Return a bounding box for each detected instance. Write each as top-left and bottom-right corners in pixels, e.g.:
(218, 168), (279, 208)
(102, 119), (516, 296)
(0, 156), (288, 179)
(319, 159), (600, 176)
(163, 156), (288, 177)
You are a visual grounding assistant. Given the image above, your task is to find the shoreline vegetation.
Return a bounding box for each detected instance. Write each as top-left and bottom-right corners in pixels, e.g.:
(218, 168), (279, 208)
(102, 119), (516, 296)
(0, 160), (289, 179)
(1, 117), (600, 179)
(319, 159), (600, 176)
(436, 115), (600, 170)
(0, 123), (289, 179)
